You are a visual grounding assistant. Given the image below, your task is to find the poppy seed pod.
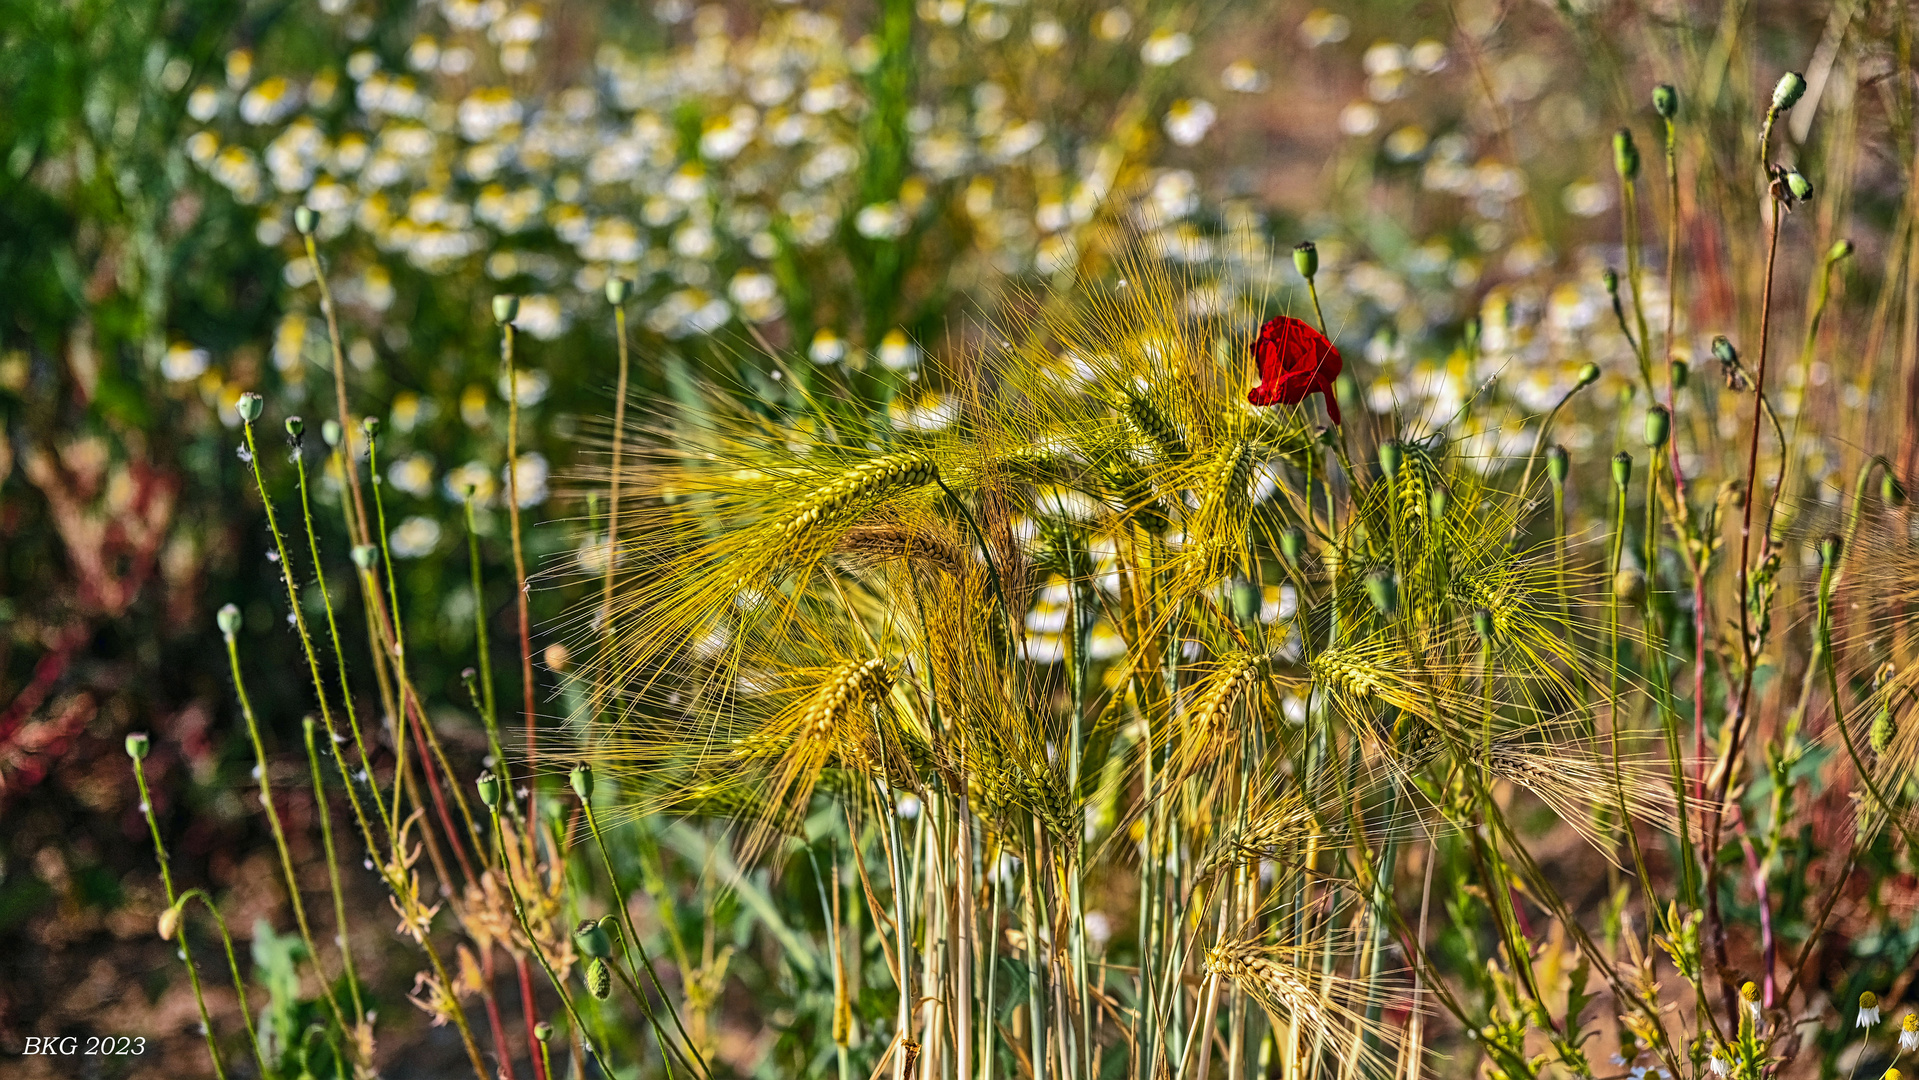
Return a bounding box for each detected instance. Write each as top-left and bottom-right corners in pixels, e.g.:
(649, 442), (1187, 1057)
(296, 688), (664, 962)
(1378, 439), (1403, 479)
(1829, 238), (1855, 263)
(285, 415), (304, 440)
(361, 415), (380, 439)
(492, 294), (519, 325)
(1279, 525), (1307, 567)
(217, 603), (243, 637)
(1784, 169), (1813, 201)
(1292, 240), (1318, 280)
(604, 276), (630, 305)
(236, 392), (263, 423)
(1602, 267), (1619, 294)
(1645, 406), (1670, 449)
(570, 762), (593, 801)
(1576, 363), (1601, 388)
(534, 1022), (553, 1043)
(1613, 128), (1640, 181)
(1670, 358), (1689, 390)
(1712, 335), (1738, 366)
(1613, 566), (1646, 603)
(351, 545), (378, 570)
(476, 770), (500, 809)
(1364, 569), (1398, 617)
(1653, 84), (1678, 120)
(1230, 578), (1260, 625)
(1546, 444), (1570, 486)
(574, 919), (613, 958)
(125, 732), (150, 760)
(585, 958), (611, 1000)
(322, 419), (342, 448)
(1473, 607), (1496, 644)
(1771, 71), (1807, 114)
(294, 206), (317, 236)
(1819, 534), (1841, 567)
(1611, 451), (1633, 491)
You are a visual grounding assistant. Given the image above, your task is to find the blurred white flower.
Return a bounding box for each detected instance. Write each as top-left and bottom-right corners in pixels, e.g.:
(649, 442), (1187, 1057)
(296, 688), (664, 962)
(1094, 7), (1132, 41)
(498, 365), (553, 403)
(1338, 102), (1380, 136)
(388, 454), (436, 497)
(877, 328), (919, 371)
(1162, 99), (1217, 146)
(1140, 30), (1192, 66)
(728, 271), (784, 323)
(1298, 9), (1350, 47)
(389, 516), (442, 558)
(1149, 170), (1198, 220)
(444, 459), (497, 502)
(1221, 61), (1268, 93)
(163, 343), (210, 383)
(515, 295), (568, 341)
(855, 201), (909, 239)
(187, 86), (222, 122)
(809, 329), (846, 365)
(1561, 180), (1614, 217)
(502, 452), (549, 507)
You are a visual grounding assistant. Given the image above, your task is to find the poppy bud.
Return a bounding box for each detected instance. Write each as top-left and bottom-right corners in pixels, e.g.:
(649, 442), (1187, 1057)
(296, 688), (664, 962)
(217, 603), (242, 638)
(1784, 169), (1813, 201)
(126, 732), (151, 760)
(534, 1022), (554, 1043)
(585, 958), (611, 1000)
(1577, 363), (1601, 389)
(492, 294), (519, 325)
(1613, 566), (1646, 603)
(1365, 569), (1398, 617)
(1473, 607), (1495, 644)
(361, 415), (380, 439)
(1613, 129), (1640, 181)
(476, 771), (499, 809)
(1819, 534), (1841, 568)
(1279, 525), (1307, 567)
(294, 206), (317, 236)
(1645, 406), (1670, 449)
(1771, 71), (1807, 114)
(351, 545), (378, 570)
(574, 919), (613, 958)
(1883, 474), (1907, 507)
(1378, 440), (1403, 479)
(1653, 84), (1678, 120)
(1602, 267), (1619, 295)
(322, 419), (342, 448)
(285, 415), (304, 441)
(236, 392), (264, 424)
(570, 763), (593, 801)
(1612, 451), (1632, 491)
(1670, 359), (1689, 390)
(1829, 238), (1854, 263)
(158, 904), (182, 941)
(1546, 445), (1570, 486)
(604, 276), (630, 305)
(1292, 240), (1318, 281)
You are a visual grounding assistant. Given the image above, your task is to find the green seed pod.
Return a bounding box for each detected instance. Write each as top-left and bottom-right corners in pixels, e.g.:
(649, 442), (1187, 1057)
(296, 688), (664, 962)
(574, 919), (613, 959)
(476, 770), (500, 809)
(361, 415), (380, 439)
(1472, 607), (1496, 644)
(1819, 534), (1841, 568)
(1871, 705), (1896, 757)
(293, 206), (317, 236)
(217, 602), (242, 638)
(125, 732), (151, 760)
(1292, 240), (1318, 280)
(1602, 267), (1619, 295)
(534, 1022), (554, 1043)
(1279, 525), (1307, 568)
(322, 419), (342, 448)
(1784, 169), (1813, 202)
(1670, 359), (1689, 391)
(1712, 336), (1738, 366)
(1611, 451), (1633, 491)
(1771, 71), (1807, 114)
(236, 392), (263, 423)
(1546, 444), (1570, 486)
(1612, 128), (1640, 181)
(1645, 405), (1670, 449)
(351, 545), (378, 570)
(1364, 569), (1398, 617)
(1883, 473), (1907, 507)
(1613, 566), (1647, 604)
(1378, 439), (1403, 479)
(1653, 84), (1678, 120)
(1427, 486), (1449, 520)
(1231, 578), (1260, 625)
(604, 276), (630, 305)
(1829, 238), (1855, 263)
(585, 958), (611, 1000)
(492, 294), (520, 325)
(285, 415), (304, 440)
(1577, 363), (1601, 389)
(570, 762), (594, 801)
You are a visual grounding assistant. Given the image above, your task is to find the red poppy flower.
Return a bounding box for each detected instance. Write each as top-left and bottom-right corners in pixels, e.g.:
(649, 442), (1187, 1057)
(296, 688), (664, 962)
(1247, 315), (1342, 425)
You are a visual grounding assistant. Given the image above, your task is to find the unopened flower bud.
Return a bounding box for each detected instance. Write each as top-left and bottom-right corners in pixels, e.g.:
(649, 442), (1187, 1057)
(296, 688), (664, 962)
(1612, 451), (1633, 491)
(236, 392), (263, 423)
(1602, 267), (1619, 294)
(158, 905), (182, 941)
(1712, 336), (1738, 366)
(1670, 359), (1689, 390)
(294, 206), (317, 236)
(1771, 71), (1807, 114)
(1546, 444), (1570, 486)
(126, 732), (151, 760)
(1613, 128), (1641, 180)
(1645, 405), (1670, 449)
(585, 957), (611, 999)
(1292, 240), (1318, 280)
(217, 603), (242, 638)
(604, 276), (630, 305)
(1653, 84), (1678, 120)
(1883, 474), (1907, 507)
(361, 415), (380, 439)
(1819, 534), (1841, 567)
(1829, 238), (1855, 263)
(1784, 168), (1813, 202)
(492, 294), (519, 325)
(1614, 567), (1646, 603)
(1577, 363), (1601, 389)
